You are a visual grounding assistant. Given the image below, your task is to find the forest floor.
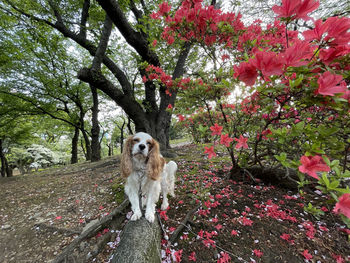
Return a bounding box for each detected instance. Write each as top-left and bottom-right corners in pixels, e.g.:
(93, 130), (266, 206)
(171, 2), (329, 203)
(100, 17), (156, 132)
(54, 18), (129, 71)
(0, 144), (349, 263)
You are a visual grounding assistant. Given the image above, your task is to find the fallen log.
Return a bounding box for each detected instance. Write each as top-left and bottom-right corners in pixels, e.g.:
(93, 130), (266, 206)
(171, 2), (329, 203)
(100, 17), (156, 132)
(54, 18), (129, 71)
(110, 218), (161, 263)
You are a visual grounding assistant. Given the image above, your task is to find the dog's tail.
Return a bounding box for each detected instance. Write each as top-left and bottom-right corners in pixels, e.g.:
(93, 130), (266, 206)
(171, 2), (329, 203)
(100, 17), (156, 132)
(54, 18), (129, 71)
(166, 161), (177, 197)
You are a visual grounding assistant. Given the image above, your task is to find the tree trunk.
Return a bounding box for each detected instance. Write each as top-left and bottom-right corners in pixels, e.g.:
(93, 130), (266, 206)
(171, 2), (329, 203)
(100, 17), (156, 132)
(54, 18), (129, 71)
(81, 130), (92, 161)
(108, 142), (113, 156)
(0, 139), (6, 177)
(71, 127), (79, 164)
(110, 218), (161, 263)
(90, 85), (101, 162)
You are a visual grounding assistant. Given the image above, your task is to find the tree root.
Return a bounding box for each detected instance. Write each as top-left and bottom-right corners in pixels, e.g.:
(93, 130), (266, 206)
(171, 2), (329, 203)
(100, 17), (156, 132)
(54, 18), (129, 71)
(51, 199), (129, 263)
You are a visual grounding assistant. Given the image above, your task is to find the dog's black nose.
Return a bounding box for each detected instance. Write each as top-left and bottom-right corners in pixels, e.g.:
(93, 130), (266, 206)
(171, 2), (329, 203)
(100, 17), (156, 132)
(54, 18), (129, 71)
(139, 144), (146, 151)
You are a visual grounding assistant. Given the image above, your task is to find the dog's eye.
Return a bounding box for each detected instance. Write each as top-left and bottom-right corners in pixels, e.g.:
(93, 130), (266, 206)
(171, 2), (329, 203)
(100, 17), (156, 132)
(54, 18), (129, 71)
(133, 138), (140, 142)
(147, 141), (152, 145)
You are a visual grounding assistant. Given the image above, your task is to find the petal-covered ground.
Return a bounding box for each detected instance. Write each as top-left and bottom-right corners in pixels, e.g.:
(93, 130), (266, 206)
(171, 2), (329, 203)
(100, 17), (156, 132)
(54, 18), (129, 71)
(0, 144), (349, 262)
(160, 145), (349, 263)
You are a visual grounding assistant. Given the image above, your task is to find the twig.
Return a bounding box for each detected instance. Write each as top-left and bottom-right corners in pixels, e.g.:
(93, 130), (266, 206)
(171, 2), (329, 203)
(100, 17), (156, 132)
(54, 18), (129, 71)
(51, 199), (129, 263)
(169, 203), (201, 243)
(243, 168), (256, 183)
(171, 218), (250, 263)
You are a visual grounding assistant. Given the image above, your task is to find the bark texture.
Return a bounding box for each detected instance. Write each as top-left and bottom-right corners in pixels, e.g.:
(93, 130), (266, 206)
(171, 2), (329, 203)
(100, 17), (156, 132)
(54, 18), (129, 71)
(111, 218), (161, 263)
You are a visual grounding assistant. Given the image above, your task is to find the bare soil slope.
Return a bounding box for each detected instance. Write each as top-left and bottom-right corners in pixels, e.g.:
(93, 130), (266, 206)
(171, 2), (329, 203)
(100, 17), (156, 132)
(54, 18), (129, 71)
(0, 145), (349, 263)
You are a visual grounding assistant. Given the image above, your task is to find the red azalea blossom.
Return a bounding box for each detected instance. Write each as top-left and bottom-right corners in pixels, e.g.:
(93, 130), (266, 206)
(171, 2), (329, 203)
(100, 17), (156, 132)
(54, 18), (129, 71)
(188, 251), (196, 262)
(303, 18), (330, 42)
(217, 251), (231, 263)
(333, 193), (350, 219)
(253, 249), (263, 258)
(204, 146), (217, 159)
(177, 114), (185, 122)
(282, 40), (312, 68)
(159, 210), (169, 221)
(272, 0), (300, 19)
(295, 0), (320, 20)
(298, 155), (330, 179)
(234, 135), (248, 149)
(233, 61), (258, 86)
(158, 2), (171, 16)
(316, 71), (347, 96)
(302, 249), (313, 260)
(220, 134), (234, 147)
(231, 230), (238, 236)
(210, 123), (223, 136)
(215, 224), (223, 231)
(332, 254), (345, 263)
(272, 0), (319, 21)
(174, 249), (183, 262)
(251, 51), (283, 77)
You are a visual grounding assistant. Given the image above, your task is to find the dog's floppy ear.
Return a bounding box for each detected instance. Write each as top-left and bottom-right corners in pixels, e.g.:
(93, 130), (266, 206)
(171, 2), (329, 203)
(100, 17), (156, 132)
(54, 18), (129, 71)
(121, 136), (134, 178)
(147, 139), (164, 180)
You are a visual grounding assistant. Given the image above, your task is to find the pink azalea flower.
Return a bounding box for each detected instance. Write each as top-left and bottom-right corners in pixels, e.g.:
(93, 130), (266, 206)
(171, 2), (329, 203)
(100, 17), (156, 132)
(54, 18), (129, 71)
(234, 135), (248, 149)
(333, 193), (350, 219)
(316, 71), (347, 96)
(233, 61), (258, 86)
(302, 249), (313, 260)
(158, 2), (171, 16)
(231, 230), (238, 236)
(210, 123), (223, 136)
(272, 0), (319, 21)
(298, 155), (330, 179)
(217, 251), (231, 263)
(188, 251), (196, 262)
(220, 134), (234, 147)
(253, 249), (263, 258)
(204, 146), (217, 159)
(174, 249), (183, 262)
(251, 51), (283, 77)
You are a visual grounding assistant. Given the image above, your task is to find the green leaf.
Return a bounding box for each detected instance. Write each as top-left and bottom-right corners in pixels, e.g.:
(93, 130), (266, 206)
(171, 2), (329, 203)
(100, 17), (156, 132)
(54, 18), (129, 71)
(321, 173), (330, 187)
(329, 180), (340, 190)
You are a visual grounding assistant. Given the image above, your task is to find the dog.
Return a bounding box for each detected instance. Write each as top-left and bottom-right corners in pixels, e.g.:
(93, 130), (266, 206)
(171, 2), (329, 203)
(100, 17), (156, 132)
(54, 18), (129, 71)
(121, 132), (177, 223)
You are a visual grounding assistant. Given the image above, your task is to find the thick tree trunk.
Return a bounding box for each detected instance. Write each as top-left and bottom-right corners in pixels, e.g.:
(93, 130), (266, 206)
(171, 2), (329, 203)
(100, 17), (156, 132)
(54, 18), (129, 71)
(111, 218), (161, 263)
(71, 127), (79, 164)
(90, 85), (101, 162)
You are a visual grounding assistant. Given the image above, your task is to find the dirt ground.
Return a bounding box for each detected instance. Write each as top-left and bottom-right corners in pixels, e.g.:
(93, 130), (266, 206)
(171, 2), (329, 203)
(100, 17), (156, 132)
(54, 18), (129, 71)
(0, 144), (349, 263)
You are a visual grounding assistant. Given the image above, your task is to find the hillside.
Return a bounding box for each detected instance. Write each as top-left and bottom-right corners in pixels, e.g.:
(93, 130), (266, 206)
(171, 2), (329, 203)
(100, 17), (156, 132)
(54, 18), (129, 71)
(0, 144), (349, 263)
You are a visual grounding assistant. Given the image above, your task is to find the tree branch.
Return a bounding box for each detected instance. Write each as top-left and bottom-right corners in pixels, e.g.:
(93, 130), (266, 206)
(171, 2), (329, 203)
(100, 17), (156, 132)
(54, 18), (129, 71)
(97, 0), (160, 66)
(5, 0), (133, 96)
(77, 68), (148, 131)
(92, 15), (113, 71)
(78, 0), (90, 39)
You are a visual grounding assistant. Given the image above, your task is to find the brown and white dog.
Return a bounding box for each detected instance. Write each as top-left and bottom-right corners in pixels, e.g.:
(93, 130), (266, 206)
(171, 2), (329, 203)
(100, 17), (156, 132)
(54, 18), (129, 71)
(121, 132), (177, 223)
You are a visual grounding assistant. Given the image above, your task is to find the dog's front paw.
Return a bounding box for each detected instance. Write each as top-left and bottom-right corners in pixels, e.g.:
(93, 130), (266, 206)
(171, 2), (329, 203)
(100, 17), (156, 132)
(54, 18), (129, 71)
(161, 201), (169, 211)
(130, 210), (142, 221)
(145, 211), (155, 223)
